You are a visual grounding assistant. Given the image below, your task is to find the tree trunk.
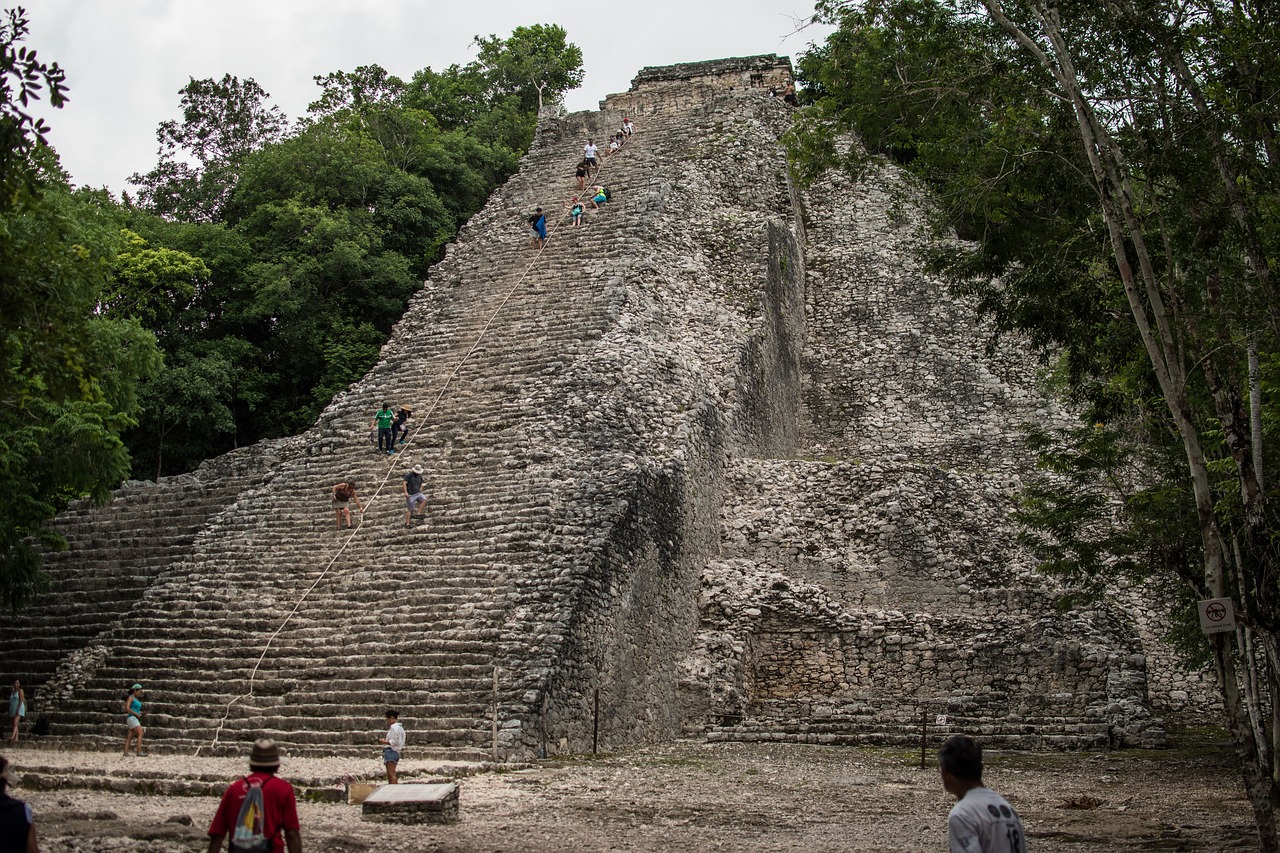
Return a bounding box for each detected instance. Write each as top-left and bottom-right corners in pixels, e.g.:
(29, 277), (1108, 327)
(979, 2), (1280, 847)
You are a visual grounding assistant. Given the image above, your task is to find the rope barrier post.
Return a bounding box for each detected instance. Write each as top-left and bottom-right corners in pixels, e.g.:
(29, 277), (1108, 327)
(920, 706), (928, 769)
(492, 666), (499, 763)
(539, 690), (549, 759)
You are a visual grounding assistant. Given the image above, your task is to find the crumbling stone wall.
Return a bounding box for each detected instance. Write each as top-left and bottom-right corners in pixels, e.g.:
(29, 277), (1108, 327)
(677, 151), (1199, 750)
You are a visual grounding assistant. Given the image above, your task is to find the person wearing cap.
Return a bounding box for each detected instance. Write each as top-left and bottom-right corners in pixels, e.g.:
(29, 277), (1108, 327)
(403, 465), (428, 527)
(207, 738), (301, 853)
(122, 684), (144, 757)
(0, 756), (38, 852)
(391, 406), (413, 446)
(528, 207), (547, 249)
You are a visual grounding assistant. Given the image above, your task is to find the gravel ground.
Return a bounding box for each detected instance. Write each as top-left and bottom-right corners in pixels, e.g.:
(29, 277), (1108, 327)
(2, 735), (1257, 852)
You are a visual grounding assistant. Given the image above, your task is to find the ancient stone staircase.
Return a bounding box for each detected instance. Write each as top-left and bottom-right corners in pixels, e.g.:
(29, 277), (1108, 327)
(3, 57), (811, 759)
(26, 107), (653, 757)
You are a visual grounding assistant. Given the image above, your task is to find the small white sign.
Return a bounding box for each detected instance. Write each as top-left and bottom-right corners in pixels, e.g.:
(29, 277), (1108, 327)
(934, 714), (948, 727)
(1197, 597), (1237, 635)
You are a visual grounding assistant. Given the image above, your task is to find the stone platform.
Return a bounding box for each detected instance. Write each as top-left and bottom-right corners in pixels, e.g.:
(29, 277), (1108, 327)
(361, 782), (460, 824)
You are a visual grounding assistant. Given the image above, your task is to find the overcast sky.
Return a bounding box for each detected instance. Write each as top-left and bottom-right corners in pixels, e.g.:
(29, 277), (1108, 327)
(25, 1), (832, 194)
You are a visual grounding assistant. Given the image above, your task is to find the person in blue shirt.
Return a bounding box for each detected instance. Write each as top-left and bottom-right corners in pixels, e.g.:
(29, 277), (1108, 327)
(528, 207), (547, 248)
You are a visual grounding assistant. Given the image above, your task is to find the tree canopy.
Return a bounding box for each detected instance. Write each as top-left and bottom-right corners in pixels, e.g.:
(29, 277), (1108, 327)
(0, 8), (160, 608)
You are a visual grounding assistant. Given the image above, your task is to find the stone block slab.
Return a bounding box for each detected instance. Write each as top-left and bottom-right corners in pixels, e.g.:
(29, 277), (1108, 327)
(361, 782), (459, 824)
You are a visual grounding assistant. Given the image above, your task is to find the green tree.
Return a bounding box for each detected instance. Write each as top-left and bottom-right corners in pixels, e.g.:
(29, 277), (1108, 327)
(0, 163), (161, 607)
(473, 24), (585, 111)
(129, 75), (288, 222)
(0, 6), (66, 201)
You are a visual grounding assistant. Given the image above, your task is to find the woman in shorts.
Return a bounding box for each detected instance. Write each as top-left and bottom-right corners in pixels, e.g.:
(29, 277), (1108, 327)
(332, 481), (363, 529)
(7, 679), (24, 745)
(122, 684), (144, 756)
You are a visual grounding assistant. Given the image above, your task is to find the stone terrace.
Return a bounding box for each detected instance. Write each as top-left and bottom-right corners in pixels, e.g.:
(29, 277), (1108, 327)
(678, 159), (1179, 750)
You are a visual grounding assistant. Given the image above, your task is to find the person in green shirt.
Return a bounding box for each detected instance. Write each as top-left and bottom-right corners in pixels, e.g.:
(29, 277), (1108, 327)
(372, 403), (396, 454)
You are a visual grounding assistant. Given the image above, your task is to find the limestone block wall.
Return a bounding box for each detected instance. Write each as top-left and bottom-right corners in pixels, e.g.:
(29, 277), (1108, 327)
(631, 55), (794, 90)
(676, 152), (1200, 749)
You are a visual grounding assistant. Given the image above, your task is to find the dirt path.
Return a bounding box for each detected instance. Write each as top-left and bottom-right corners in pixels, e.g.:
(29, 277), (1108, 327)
(9, 737), (1256, 851)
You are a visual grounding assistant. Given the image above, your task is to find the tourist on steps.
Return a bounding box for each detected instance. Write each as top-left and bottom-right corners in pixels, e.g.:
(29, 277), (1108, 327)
(589, 185), (609, 210)
(7, 680), (23, 745)
(528, 207), (547, 249)
(207, 739), (302, 853)
(583, 138), (599, 175)
(575, 159), (589, 192)
(570, 198), (584, 227)
(0, 756), (39, 852)
(403, 464), (428, 527)
(379, 710), (406, 784)
(391, 406), (413, 446)
(331, 481), (362, 529)
(939, 734), (1025, 853)
(622, 117), (634, 138)
(372, 403), (396, 454)
(122, 684), (144, 757)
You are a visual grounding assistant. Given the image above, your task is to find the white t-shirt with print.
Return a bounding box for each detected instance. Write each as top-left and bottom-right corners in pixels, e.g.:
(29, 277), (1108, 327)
(948, 787), (1026, 853)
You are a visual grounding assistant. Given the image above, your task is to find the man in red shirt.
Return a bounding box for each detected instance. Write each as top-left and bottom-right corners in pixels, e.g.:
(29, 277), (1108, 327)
(207, 739), (302, 853)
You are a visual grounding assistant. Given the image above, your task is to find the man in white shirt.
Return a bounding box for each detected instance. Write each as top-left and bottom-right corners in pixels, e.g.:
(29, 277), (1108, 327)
(939, 734), (1026, 853)
(379, 710), (406, 784)
(583, 139), (599, 175)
